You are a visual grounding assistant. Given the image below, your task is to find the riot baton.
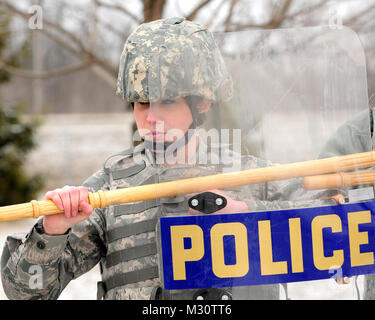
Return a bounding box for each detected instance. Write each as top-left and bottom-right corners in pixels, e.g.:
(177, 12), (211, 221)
(303, 170), (375, 190)
(0, 151), (374, 222)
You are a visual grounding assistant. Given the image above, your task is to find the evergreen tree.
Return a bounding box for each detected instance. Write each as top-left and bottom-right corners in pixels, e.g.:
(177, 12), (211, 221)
(0, 12), (44, 206)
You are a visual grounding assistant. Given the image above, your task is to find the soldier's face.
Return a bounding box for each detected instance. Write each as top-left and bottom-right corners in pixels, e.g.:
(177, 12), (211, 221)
(133, 97), (193, 144)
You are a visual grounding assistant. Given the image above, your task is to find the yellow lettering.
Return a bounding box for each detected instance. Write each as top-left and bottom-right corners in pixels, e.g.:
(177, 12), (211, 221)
(211, 222), (249, 278)
(348, 210), (374, 267)
(258, 220), (288, 275)
(289, 218), (304, 273)
(170, 225), (204, 280)
(311, 214), (343, 270)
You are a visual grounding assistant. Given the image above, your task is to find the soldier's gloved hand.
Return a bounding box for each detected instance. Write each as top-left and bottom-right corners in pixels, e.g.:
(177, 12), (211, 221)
(189, 189), (248, 214)
(43, 186), (94, 236)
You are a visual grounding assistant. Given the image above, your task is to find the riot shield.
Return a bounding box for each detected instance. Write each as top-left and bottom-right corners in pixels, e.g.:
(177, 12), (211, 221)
(140, 26), (372, 300)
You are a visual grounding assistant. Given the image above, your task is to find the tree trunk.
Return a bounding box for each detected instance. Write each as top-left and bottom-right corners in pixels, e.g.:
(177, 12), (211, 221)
(143, 0), (166, 22)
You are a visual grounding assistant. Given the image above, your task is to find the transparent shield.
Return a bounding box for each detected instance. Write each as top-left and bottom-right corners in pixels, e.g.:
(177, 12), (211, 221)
(140, 26), (372, 300)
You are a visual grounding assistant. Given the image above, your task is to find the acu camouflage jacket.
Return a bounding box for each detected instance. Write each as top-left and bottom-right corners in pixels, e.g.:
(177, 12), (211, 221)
(1, 143), (332, 300)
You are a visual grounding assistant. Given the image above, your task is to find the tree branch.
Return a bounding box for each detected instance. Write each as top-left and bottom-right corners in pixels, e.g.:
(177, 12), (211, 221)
(186, 0), (212, 21)
(98, 18), (125, 39)
(284, 0), (326, 21)
(205, 0), (227, 29)
(90, 64), (117, 90)
(2, 1), (87, 53)
(0, 59), (94, 79)
(344, 2), (375, 26)
(143, 0), (166, 22)
(151, 0), (166, 22)
(224, 0), (239, 32)
(90, 1), (98, 52)
(1, 1), (118, 78)
(229, 0), (331, 32)
(93, 0), (141, 24)
(265, 0), (293, 29)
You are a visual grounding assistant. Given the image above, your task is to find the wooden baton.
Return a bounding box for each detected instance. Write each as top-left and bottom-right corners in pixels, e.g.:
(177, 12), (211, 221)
(0, 151), (374, 222)
(303, 170), (375, 190)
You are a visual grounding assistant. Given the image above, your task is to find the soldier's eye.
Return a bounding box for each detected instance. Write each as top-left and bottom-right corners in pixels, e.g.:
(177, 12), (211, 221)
(137, 102), (150, 108)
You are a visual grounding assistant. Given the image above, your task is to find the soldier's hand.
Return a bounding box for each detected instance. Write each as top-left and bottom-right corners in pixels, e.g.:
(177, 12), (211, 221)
(43, 186), (94, 236)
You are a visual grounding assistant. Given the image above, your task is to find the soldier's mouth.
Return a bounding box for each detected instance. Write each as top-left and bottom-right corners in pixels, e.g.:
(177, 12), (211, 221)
(145, 132), (166, 141)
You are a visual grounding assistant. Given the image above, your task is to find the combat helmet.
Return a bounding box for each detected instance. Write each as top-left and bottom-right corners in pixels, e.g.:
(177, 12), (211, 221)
(116, 17), (233, 103)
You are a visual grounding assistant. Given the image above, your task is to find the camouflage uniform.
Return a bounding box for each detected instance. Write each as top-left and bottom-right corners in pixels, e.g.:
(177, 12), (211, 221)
(1, 142), (332, 300)
(1, 17), (333, 300)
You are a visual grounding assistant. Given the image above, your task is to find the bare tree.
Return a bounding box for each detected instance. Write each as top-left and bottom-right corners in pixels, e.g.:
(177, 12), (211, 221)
(1, 0), (374, 94)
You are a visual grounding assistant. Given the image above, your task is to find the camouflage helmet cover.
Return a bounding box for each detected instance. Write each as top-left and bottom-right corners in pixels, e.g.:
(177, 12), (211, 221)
(116, 17), (233, 103)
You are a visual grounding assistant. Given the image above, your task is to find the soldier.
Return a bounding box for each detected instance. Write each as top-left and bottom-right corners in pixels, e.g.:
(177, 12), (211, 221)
(316, 94), (375, 300)
(1, 17), (332, 300)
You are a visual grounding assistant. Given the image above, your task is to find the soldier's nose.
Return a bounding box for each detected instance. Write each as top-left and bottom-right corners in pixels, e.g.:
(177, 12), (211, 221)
(146, 105), (163, 123)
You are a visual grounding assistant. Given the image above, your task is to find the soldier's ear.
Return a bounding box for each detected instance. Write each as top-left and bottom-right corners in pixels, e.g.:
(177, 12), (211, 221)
(197, 99), (211, 114)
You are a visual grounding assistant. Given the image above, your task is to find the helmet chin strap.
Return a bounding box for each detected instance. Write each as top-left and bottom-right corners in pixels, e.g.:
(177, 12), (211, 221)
(143, 122), (196, 161)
